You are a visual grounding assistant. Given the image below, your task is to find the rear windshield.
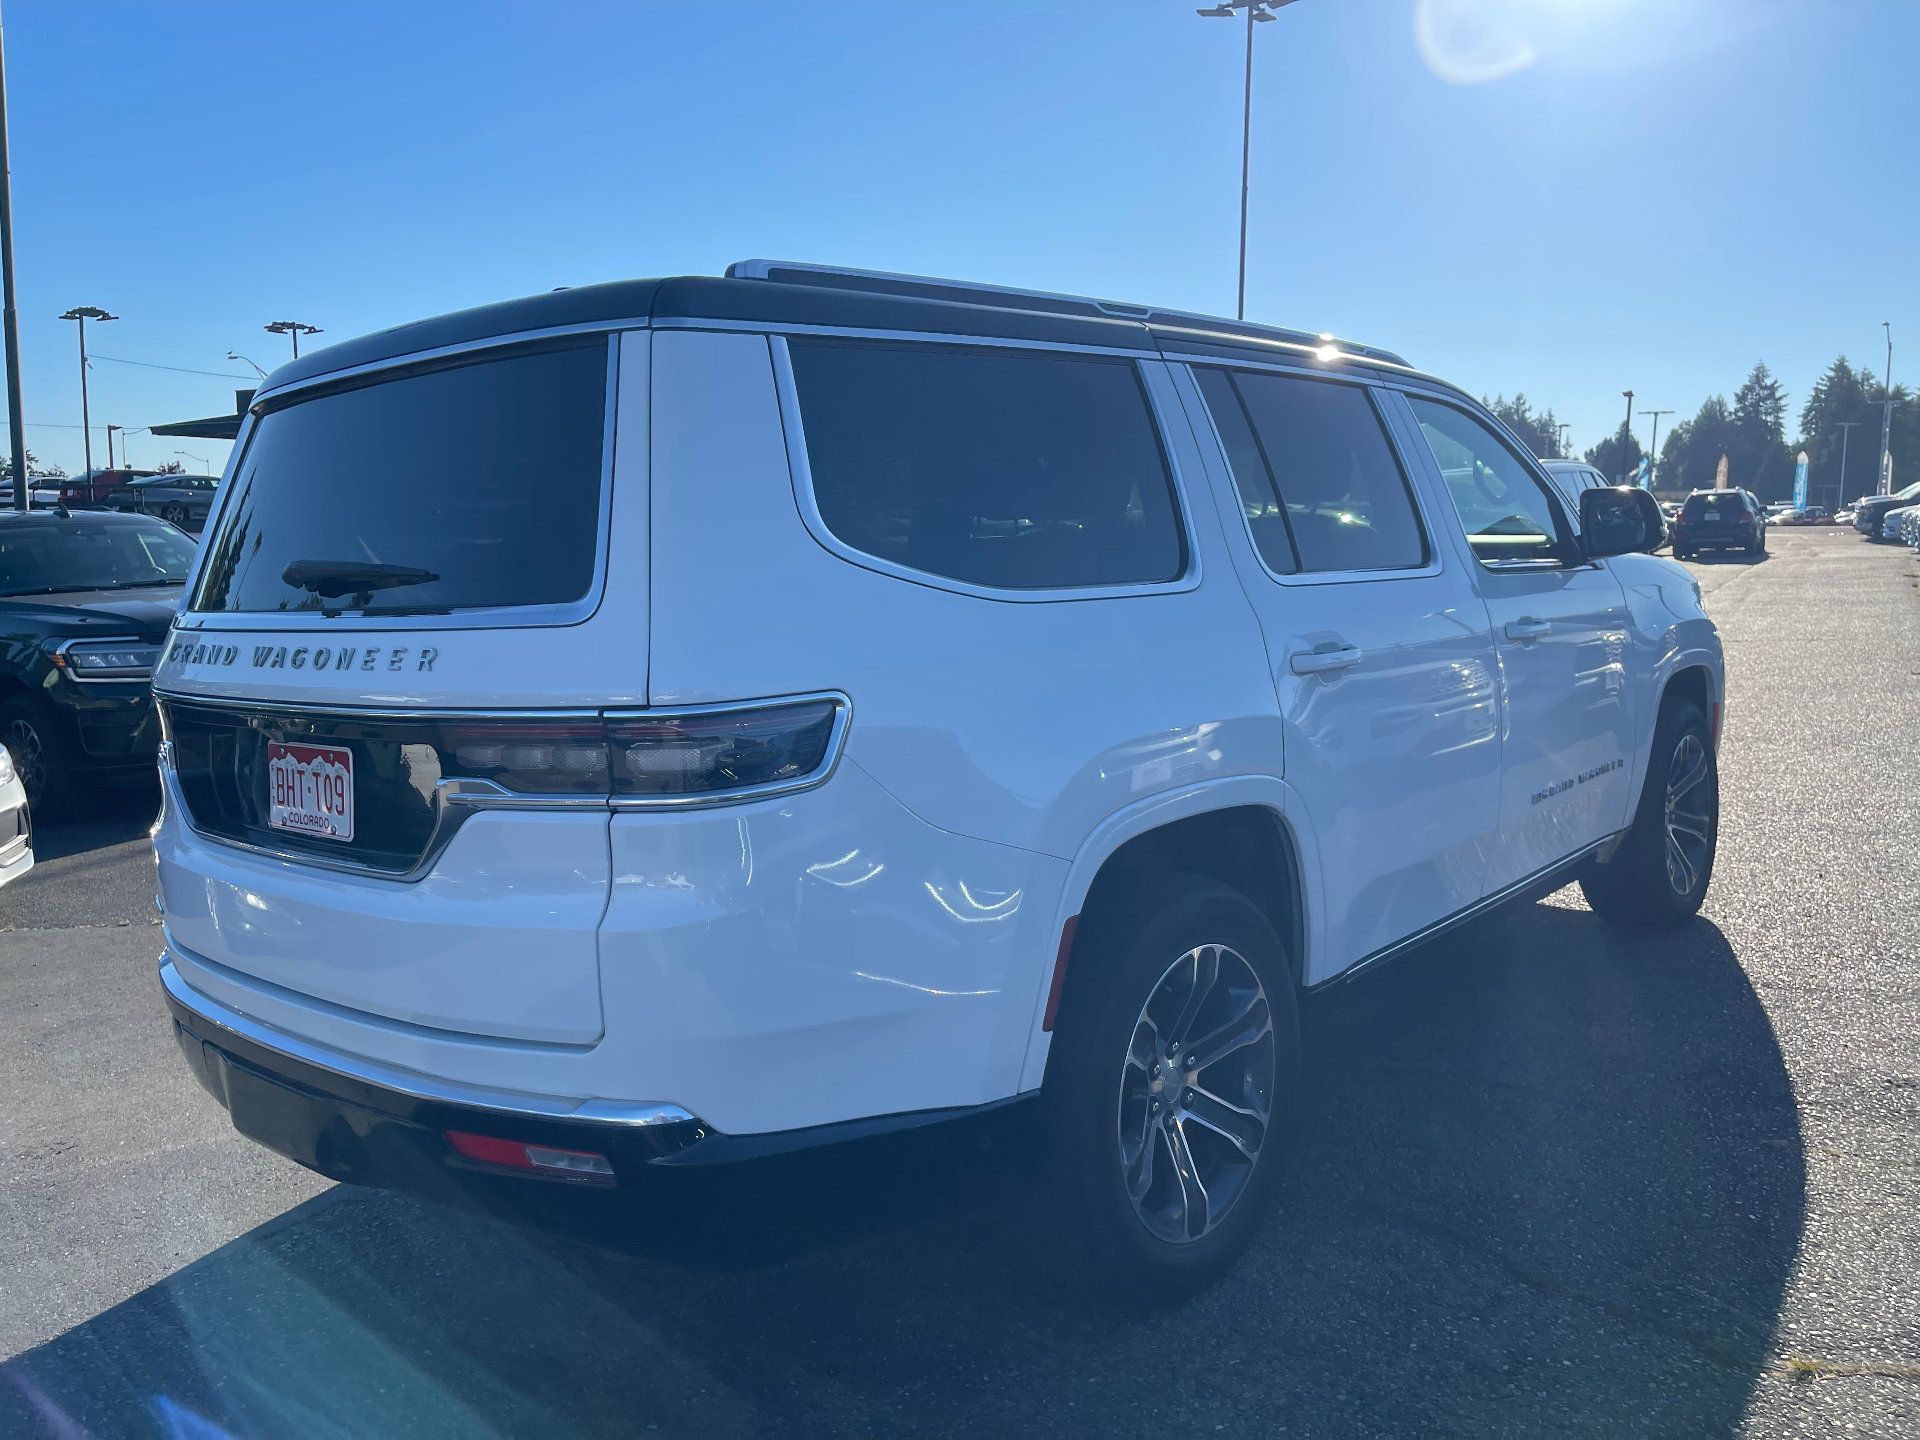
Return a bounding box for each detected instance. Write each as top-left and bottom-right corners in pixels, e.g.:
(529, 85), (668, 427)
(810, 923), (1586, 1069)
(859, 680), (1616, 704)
(0, 518), (197, 596)
(192, 340), (609, 617)
(1680, 492), (1750, 520)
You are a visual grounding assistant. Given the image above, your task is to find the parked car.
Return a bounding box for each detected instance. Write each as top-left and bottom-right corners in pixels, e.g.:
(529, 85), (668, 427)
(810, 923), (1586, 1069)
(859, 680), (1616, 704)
(110, 472), (220, 529)
(1889, 503), (1920, 550)
(0, 741), (31, 888)
(0, 508), (193, 811)
(59, 467), (157, 510)
(1537, 458), (1613, 517)
(1769, 506), (1831, 527)
(1853, 482), (1920, 539)
(1670, 488), (1766, 557)
(152, 262), (1722, 1300)
(1, 476), (69, 510)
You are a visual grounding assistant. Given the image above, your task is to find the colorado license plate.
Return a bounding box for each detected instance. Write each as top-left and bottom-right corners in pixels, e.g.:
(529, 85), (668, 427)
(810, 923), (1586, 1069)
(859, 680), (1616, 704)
(266, 741), (354, 842)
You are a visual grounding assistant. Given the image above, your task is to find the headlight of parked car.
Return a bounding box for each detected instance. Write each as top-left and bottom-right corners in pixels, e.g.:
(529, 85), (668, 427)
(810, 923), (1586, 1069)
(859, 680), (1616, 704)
(0, 744), (14, 785)
(53, 639), (164, 680)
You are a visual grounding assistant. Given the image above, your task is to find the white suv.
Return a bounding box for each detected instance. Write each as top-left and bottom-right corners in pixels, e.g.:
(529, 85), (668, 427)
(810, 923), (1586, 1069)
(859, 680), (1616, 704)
(154, 261), (1722, 1298)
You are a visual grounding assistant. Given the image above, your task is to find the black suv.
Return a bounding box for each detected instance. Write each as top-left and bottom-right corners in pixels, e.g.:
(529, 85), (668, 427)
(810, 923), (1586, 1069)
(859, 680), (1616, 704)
(1670, 488), (1765, 558)
(0, 509), (195, 811)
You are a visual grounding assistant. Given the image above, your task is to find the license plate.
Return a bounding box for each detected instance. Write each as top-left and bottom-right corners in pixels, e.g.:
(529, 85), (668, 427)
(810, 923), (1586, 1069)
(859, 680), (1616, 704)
(266, 741), (354, 842)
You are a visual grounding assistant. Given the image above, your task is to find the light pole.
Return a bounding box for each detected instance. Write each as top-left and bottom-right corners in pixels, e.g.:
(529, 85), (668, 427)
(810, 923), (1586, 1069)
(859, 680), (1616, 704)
(1196, 0), (1300, 321)
(1834, 419), (1861, 503)
(1876, 321), (1893, 495)
(59, 306), (116, 477)
(227, 350), (269, 379)
(1555, 421), (1572, 458)
(264, 319), (320, 360)
(173, 449), (208, 475)
(0, 16), (28, 510)
(106, 423), (123, 469)
(1640, 409), (1673, 490)
(1618, 390), (1634, 483)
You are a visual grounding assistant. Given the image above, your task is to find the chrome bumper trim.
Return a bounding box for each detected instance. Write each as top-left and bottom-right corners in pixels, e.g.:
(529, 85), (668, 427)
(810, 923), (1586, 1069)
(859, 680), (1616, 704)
(159, 951), (697, 1129)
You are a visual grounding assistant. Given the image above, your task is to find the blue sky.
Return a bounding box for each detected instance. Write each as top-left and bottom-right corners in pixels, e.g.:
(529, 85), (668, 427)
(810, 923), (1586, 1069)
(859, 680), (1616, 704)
(6, 0), (1914, 476)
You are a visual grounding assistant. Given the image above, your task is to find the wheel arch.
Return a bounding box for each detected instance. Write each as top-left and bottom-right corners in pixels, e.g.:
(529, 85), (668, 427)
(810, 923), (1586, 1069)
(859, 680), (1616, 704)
(1017, 778), (1320, 1093)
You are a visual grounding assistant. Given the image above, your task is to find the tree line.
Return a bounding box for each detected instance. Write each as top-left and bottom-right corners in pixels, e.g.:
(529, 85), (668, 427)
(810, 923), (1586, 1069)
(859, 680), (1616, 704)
(1486, 357), (1920, 502)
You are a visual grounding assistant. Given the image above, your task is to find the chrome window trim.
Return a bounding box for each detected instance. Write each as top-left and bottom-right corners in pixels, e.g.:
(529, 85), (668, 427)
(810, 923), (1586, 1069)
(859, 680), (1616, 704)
(160, 953), (698, 1127)
(155, 690), (853, 880)
(662, 313), (1163, 364)
(54, 635), (162, 684)
(179, 334), (623, 635)
(767, 334), (1203, 605)
(1168, 362), (1448, 590)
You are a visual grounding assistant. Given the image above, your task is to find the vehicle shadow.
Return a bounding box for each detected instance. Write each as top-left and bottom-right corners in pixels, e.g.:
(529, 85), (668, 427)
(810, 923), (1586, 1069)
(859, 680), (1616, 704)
(1, 897), (1803, 1439)
(1688, 550), (1771, 565)
(24, 784), (158, 864)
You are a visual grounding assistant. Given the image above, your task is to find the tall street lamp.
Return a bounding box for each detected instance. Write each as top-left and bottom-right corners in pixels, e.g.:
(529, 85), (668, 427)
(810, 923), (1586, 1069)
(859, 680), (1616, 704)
(174, 449), (208, 475)
(1640, 409), (1673, 490)
(1834, 419), (1861, 503)
(1196, 0), (1301, 321)
(1555, 421), (1572, 458)
(0, 17), (28, 510)
(106, 422), (123, 469)
(227, 350), (269, 379)
(264, 319), (321, 360)
(59, 305), (116, 477)
(1619, 390), (1634, 483)
(1877, 321), (1893, 496)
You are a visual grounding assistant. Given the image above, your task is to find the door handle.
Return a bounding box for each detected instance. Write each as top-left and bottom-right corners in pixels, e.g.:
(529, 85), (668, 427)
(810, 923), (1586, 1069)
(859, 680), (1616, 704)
(1504, 617), (1551, 642)
(1289, 645), (1364, 675)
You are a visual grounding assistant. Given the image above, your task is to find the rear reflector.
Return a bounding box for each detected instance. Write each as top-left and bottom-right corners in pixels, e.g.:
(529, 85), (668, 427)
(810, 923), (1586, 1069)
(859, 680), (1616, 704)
(1041, 915), (1079, 1032)
(444, 1130), (615, 1181)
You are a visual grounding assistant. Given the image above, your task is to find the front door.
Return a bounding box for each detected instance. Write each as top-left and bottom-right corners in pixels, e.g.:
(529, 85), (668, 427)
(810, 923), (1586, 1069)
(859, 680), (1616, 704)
(1398, 394), (1638, 894)
(1176, 364), (1504, 980)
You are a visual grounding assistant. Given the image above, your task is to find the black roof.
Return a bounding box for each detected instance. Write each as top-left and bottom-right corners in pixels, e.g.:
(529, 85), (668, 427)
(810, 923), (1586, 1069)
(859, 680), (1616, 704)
(0, 506), (170, 526)
(257, 262), (1428, 400)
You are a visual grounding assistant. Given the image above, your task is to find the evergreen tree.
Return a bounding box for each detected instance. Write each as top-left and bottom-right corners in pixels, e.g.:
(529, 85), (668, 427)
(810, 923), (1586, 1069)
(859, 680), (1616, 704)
(1729, 362), (1793, 499)
(1585, 424), (1644, 483)
(1483, 393), (1566, 458)
(1662, 395), (1736, 494)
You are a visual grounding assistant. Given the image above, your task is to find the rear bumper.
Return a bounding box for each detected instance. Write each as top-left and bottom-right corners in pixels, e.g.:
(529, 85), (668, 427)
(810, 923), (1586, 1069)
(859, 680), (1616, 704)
(162, 954), (1030, 1187)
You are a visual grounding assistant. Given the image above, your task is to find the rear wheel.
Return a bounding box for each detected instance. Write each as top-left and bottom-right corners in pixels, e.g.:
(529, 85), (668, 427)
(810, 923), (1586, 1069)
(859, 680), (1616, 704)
(1581, 697), (1717, 928)
(1044, 876), (1299, 1303)
(162, 503), (190, 527)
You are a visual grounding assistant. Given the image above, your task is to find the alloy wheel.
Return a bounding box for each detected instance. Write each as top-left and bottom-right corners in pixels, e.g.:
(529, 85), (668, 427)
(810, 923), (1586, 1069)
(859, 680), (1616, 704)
(1117, 943), (1275, 1245)
(4, 716), (47, 805)
(1663, 733), (1713, 897)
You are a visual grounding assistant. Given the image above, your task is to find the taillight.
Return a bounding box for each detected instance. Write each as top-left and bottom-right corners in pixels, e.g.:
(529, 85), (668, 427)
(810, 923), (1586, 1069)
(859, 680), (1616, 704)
(432, 696), (845, 804)
(444, 1130), (615, 1183)
(606, 699), (839, 798)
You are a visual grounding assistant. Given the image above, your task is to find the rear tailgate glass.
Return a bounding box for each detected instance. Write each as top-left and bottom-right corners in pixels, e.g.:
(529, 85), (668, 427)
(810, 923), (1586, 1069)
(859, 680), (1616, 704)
(192, 338), (611, 618)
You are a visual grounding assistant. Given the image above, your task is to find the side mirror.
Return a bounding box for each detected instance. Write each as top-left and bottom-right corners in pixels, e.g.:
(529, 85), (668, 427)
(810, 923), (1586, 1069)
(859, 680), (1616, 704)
(1579, 485), (1666, 559)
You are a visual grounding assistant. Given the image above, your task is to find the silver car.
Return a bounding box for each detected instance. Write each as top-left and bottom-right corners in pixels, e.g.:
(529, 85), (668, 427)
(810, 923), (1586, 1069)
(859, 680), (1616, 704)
(0, 742), (32, 889)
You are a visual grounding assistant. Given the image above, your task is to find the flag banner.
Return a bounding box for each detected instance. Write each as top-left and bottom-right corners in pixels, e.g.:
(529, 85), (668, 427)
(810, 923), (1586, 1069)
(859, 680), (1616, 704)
(1715, 454), (1730, 489)
(1793, 451), (1809, 510)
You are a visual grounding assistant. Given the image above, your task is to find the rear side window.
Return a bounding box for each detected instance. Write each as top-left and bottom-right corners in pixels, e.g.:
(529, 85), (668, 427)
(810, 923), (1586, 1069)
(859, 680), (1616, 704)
(1680, 492), (1750, 520)
(1193, 367), (1428, 574)
(787, 339), (1185, 591)
(193, 340), (609, 617)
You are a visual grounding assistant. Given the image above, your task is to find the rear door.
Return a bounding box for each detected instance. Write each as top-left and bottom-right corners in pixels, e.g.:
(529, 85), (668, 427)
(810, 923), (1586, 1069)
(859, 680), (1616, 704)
(1175, 364), (1503, 977)
(1397, 393), (1638, 893)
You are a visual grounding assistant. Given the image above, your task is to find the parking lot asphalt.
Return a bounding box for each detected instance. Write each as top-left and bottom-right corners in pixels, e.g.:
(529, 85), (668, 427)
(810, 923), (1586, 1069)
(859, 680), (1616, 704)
(2, 528), (1915, 1439)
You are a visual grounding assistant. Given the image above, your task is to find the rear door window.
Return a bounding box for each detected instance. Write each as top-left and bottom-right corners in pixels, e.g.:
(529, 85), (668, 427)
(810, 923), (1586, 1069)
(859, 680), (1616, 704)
(193, 339), (610, 617)
(1193, 367), (1428, 574)
(786, 339), (1185, 591)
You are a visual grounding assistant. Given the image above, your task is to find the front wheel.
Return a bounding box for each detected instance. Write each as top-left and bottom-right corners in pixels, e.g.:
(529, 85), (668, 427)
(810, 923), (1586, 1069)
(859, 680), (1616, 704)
(0, 694), (76, 816)
(1581, 697), (1718, 928)
(1043, 876), (1300, 1303)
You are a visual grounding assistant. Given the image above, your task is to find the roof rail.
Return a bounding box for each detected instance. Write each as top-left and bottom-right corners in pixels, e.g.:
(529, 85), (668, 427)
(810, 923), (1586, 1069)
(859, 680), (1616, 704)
(725, 259), (1409, 368)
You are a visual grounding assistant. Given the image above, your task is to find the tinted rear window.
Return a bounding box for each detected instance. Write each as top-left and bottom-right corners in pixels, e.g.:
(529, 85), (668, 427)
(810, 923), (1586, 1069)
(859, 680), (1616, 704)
(787, 339), (1185, 591)
(0, 518), (196, 596)
(192, 340), (609, 616)
(1680, 492), (1750, 520)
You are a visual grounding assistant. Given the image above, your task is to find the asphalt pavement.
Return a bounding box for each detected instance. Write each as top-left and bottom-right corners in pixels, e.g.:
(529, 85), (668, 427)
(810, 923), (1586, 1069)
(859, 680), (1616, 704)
(2, 527), (1916, 1438)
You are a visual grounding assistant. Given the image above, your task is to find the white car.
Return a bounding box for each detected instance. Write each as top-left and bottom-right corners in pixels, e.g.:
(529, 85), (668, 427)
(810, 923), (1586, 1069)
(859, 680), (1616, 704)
(151, 261), (1724, 1299)
(0, 743), (32, 888)
(1537, 458), (1614, 518)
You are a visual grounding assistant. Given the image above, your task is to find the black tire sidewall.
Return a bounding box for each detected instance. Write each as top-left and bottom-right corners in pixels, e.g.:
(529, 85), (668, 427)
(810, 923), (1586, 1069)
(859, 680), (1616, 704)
(1583, 698), (1717, 928)
(1044, 876), (1300, 1302)
(0, 694), (73, 815)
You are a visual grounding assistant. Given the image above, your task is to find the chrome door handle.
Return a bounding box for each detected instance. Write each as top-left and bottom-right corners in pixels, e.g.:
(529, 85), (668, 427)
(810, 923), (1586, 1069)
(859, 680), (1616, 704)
(1504, 617), (1551, 642)
(1289, 645), (1364, 675)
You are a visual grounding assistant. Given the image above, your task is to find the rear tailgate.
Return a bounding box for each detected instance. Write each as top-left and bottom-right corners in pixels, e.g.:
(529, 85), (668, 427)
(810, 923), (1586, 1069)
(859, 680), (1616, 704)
(155, 332), (649, 1045)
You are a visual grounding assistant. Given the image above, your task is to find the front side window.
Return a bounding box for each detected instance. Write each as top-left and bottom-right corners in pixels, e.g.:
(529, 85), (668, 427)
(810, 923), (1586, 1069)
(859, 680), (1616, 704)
(1194, 367), (1428, 574)
(193, 339), (609, 617)
(787, 339), (1185, 591)
(1408, 396), (1572, 566)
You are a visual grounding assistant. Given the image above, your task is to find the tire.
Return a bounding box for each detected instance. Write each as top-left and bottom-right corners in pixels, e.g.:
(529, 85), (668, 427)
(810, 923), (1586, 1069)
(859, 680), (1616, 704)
(0, 693), (78, 817)
(1580, 697), (1718, 929)
(1043, 875), (1300, 1303)
(162, 503), (190, 527)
